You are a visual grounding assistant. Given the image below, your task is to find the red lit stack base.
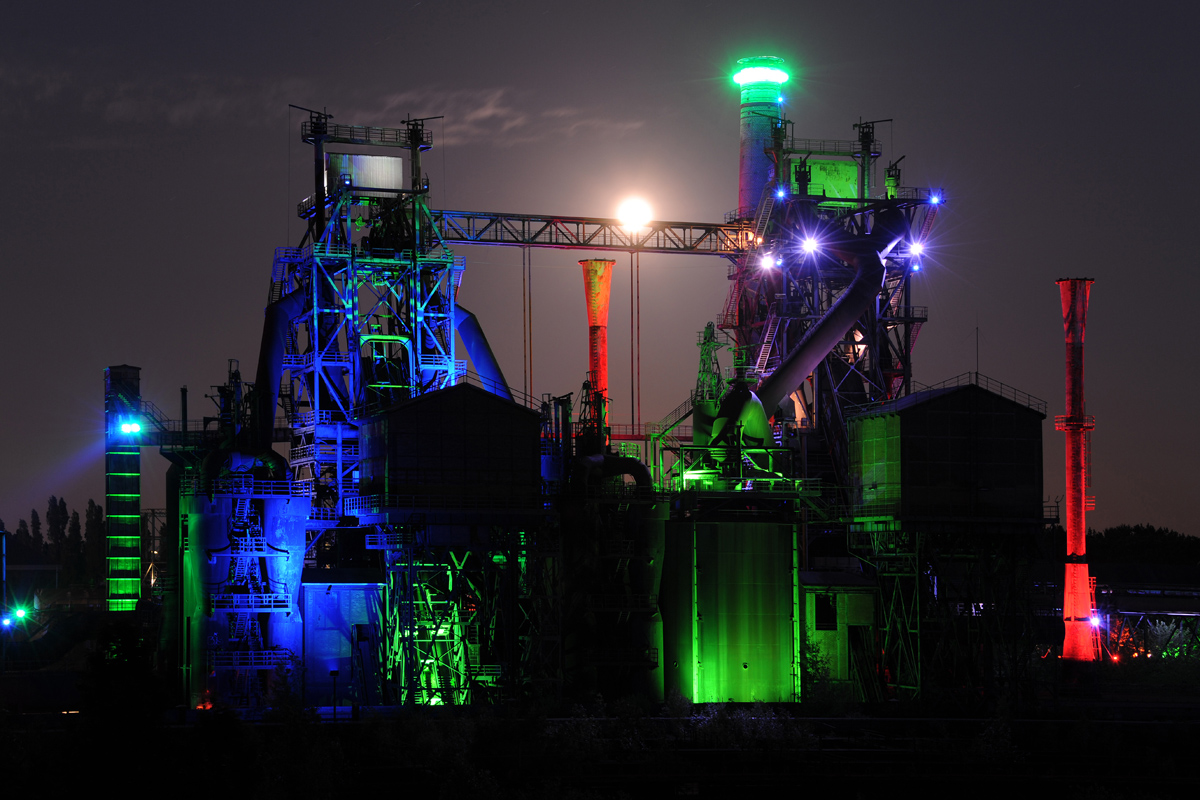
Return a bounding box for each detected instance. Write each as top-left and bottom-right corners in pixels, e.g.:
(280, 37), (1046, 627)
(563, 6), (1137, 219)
(1056, 278), (1096, 661)
(581, 259), (615, 421)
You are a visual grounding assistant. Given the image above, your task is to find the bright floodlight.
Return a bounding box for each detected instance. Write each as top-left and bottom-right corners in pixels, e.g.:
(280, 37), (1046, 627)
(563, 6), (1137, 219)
(929, 193), (942, 205)
(775, 187), (786, 199)
(909, 241), (925, 257)
(1090, 616), (1101, 627)
(801, 237), (819, 255)
(15, 609), (25, 619)
(733, 66), (789, 86)
(760, 253), (775, 269)
(617, 198), (652, 229)
(119, 421), (142, 434)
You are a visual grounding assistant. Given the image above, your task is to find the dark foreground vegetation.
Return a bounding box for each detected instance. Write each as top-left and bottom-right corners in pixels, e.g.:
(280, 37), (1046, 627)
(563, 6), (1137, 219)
(3, 673), (1199, 798)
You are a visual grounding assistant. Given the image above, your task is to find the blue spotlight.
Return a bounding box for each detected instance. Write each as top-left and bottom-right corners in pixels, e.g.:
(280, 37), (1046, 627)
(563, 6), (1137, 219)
(801, 237), (820, 255)
(912, 262), (921, 272)
(929, 193), (942, 205)
(776, 187), (786, 199)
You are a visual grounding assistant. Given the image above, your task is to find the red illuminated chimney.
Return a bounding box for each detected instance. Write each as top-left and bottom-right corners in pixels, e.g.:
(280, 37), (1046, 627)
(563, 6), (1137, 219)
(1056, 278), (1096, 661)
(580, 259), (615, 418)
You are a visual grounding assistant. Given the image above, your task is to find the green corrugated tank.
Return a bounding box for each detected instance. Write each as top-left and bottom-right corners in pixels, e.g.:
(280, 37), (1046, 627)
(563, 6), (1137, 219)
(662, 520), (799, 703)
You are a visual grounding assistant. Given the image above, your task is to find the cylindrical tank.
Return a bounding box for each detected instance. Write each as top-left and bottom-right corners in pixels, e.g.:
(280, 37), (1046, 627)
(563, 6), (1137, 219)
(734, 57), (788, 216)
(662, 519), (799, 703)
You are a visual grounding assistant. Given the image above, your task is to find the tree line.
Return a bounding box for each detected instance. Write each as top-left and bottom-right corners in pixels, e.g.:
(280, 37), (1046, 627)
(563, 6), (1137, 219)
(1, 496), (108, 587)
(1087, 524), (1200, 566)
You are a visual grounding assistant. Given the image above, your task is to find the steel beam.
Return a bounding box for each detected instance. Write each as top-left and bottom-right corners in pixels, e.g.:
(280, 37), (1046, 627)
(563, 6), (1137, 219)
(428, 209), (750, 256)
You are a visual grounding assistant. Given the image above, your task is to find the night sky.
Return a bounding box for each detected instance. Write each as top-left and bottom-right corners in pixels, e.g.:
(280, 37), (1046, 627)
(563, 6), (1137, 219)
(3, 1), (1197, 535)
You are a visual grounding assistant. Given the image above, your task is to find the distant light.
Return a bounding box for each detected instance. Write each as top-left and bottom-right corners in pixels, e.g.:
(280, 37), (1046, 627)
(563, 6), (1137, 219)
(909, 241), (925, 257)
(616, 197), (653, 229)
(801, 237), (819, 255)
(776, 256), (783, 267)
(733, 66), (789, 86)
(2, 618), (10, 627)
(775, 188), (786, 199)
(912, 262), (921, 272)
(777, 96), (784, 103)
(929, 193), (942, 205)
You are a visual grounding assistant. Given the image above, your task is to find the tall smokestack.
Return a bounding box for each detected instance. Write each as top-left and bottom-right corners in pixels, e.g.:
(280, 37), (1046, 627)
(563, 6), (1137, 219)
(733, 56), (788, 217)
(1056, 278), (1096, 662)
(580, 258), (615, 413)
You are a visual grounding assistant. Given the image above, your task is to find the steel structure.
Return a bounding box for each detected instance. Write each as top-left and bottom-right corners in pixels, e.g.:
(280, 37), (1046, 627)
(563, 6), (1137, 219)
(107, 56), (994, 711)
(1056, 278), (1097, 661)
(430, 210), (748, 256)
(104, 365), (143, 611)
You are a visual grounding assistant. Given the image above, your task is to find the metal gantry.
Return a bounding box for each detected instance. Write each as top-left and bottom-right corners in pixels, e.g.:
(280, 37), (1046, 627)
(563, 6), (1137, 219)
(279, 115), (463, 519)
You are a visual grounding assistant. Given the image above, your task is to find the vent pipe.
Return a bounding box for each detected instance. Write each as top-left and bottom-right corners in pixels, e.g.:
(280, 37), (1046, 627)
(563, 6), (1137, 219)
(580, 259), (615, 416)
(1056, 277), (1096, 662)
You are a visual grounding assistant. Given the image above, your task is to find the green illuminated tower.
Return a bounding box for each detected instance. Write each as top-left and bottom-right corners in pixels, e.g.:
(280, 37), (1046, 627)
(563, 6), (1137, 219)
(734, 56), (788, 217)
(104, 365), (142, 611)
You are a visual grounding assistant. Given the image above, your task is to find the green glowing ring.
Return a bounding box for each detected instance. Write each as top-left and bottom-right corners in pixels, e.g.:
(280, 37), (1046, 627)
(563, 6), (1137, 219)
(733, 66), (789, 86)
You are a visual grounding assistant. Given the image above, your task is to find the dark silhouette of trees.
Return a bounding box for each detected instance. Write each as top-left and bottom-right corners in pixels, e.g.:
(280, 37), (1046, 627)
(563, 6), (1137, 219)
(12, 518), (32, 562)
(84, 499), (106, 585)
(1087, 524), (1200, 565)
(65, 510), (84, 585)
(46, 495), (68, 564)
(29, 508), (43, 561)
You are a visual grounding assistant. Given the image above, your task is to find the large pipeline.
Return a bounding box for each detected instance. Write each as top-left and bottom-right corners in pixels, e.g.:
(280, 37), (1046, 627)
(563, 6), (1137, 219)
(454, 304), (513, 400)
(756, 207), (909, 415)
(252, 287), (306, 451)
(710, 208), (908, 447)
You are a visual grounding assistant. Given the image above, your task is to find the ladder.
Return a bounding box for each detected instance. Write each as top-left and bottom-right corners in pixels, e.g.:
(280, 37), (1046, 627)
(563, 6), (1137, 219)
(755, 312), (782, 374)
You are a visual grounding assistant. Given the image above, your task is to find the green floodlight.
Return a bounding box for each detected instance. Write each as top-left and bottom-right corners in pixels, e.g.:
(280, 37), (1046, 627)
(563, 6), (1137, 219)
(14, 608), (25, 619)
(733, 56), (789, 86)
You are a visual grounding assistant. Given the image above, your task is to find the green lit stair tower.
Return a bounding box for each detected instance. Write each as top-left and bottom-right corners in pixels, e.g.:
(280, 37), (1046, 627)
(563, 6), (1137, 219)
(104, 365), (143, 611)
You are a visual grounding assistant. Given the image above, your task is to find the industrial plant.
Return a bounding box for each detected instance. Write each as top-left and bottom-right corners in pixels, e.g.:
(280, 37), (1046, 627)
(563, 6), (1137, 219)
(91, 56), (1117, 714)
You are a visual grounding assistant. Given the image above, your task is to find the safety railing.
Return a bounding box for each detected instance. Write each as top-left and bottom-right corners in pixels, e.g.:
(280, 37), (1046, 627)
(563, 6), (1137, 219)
(211, 593), (292, 612)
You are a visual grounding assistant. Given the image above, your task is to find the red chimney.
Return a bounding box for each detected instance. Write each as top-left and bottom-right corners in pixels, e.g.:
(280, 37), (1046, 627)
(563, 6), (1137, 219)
(1056, 278), (1096, 661)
